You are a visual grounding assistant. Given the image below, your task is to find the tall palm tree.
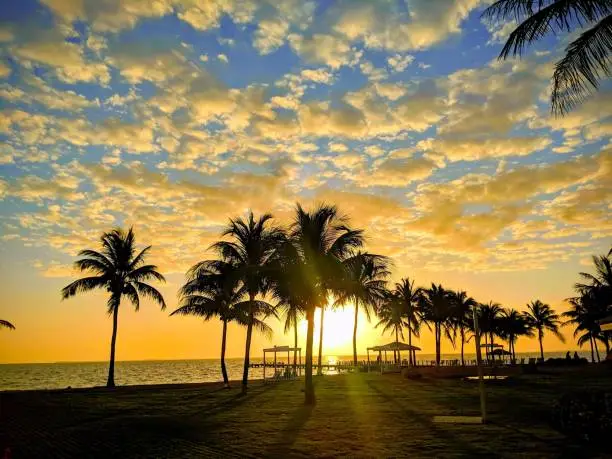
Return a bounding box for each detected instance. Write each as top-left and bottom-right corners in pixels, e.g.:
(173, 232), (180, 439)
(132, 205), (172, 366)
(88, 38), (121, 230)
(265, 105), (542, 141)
(336, 252), (390, 366)
(483, 0), (612, 115)
(477, 301), (503, 360)
(170, 260), (274, 387)
(394, 278), (421, 366)
(375, 293), (406, 363)
(211, 211), (284, 395)
(0, 320), (15, 330)
(62, 228), (166, 388)
(419, 284), (454, 366)
(291, 204), (363, 405)
(449, 291), (477, 366)
(498, 308), (533, 363)
(524, 300), (565, 361)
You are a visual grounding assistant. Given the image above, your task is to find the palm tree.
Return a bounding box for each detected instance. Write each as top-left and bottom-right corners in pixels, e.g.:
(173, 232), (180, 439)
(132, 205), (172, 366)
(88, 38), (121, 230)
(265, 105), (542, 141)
(291, 204), (363, 405)
(477, 301), (503, 360)
(449, 291), (477, 366)
(376, 292), (406, 363)
(62, 228), (166, 388)
(171, 260), (274, 387)
(394, 278), (421, 366)
(211, 211), (284, 395)
(0, 320), (15, 330)
(419, 284), (454, 366)
(336, 252), (390, 366)
(483, 0), (612, 115)
(524, 300), (565, 361)
(498, 308), (533, 363)
(563, 294), (605, 362)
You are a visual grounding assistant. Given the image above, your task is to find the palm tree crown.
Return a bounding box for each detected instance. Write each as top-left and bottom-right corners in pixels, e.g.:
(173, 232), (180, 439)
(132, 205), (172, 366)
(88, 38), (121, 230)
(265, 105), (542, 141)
(524, 299), (565, 360)
(483, 0), (612, 115)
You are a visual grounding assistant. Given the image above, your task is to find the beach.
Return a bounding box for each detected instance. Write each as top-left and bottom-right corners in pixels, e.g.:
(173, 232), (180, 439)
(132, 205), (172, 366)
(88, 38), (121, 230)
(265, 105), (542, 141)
(2, 366), (611, 458)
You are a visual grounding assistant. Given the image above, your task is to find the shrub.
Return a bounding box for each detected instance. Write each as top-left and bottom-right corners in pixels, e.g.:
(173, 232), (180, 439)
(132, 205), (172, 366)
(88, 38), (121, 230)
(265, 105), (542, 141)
(551, 390), (612, 443)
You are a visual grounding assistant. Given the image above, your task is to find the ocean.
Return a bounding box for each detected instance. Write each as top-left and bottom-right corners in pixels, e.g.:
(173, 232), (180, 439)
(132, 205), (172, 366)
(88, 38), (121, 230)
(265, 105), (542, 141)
(0, 351), (595, 391)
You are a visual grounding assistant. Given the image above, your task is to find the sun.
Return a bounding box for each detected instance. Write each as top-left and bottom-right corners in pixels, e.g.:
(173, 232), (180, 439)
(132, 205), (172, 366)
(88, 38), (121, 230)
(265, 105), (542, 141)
(299, 304), (364, 355)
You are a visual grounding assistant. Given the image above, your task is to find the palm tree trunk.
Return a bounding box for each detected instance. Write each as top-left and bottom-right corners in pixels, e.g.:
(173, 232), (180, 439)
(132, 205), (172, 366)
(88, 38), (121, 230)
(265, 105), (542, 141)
(605, 334), (610, 354)
(595, 338), (601, 362)
(590, 335), (595, 362)
(220, 319), (229, 388)
(317, 305), (325, 375)
(241, 293), (255, 395)
(395, 327), (399, 364)
(538, 330), (544, 362)
(353, 300), (359, 366)
(107, 302), (119, 388)
(460, 328), (465, 366)
(408, 323), (413, 366)
(435, 323), (441, 366)
(305, 307), (315, 405)
(293, 318), (298, 370)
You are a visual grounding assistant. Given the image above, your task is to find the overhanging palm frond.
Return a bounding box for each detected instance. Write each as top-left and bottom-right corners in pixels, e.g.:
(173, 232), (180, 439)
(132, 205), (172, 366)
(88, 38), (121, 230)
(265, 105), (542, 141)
(0, 319), (15, 330)
(128, 265), (166, 283)
(134, 282), (166, 310)
(552, 14), (612, 114)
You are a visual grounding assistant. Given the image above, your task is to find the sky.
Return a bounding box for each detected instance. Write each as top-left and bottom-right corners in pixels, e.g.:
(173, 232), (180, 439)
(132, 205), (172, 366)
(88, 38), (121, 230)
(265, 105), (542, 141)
(0, 0), (610, 364)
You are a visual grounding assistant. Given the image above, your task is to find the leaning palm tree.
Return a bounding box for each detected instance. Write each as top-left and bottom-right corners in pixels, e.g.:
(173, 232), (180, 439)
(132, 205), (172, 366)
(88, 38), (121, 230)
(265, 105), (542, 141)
(0, 320), (15, 330)
(419, 284), (454, 366)
(62, 228), (166, 387)
(291, 204), (363, 405)
(171, 260), (274, 387)
(376, 292), (407, 363)
(498, 308), (533, 363)
(524, 299), (565, 361)
(211, 211), (284, 395)
(336, 252), (390, 366)
(449, 291), (477, 366)
(483, 0), (612, 115)
(394, 278), (422, 366)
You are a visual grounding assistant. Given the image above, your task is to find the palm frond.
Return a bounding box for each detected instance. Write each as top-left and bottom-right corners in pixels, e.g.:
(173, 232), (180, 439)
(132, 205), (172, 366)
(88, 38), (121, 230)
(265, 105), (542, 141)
(0, 319), (15, 330)
(134, 282), (167, 310)
(128, 265), (166, 283)
(62, 276), (108, 299)
(552, 14), (612, 115)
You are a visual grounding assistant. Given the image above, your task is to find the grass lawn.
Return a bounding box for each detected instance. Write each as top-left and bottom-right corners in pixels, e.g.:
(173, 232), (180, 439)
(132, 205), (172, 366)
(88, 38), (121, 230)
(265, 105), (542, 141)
(2, 369), (612, 458)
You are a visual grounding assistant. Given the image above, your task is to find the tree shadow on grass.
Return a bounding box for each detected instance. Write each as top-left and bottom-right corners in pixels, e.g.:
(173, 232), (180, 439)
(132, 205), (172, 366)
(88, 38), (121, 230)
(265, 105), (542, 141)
(365, 380), (493, 458)
(265, 404), (313, 457)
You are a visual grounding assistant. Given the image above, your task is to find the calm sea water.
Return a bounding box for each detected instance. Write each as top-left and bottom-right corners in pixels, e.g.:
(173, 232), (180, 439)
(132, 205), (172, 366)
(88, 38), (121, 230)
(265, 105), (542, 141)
(0, 351), (594, 391)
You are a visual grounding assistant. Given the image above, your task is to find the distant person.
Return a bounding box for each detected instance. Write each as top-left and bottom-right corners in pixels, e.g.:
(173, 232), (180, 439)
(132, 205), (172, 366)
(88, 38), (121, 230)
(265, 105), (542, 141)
(566, 351), (571, 361)
(573, 351), (580, 361)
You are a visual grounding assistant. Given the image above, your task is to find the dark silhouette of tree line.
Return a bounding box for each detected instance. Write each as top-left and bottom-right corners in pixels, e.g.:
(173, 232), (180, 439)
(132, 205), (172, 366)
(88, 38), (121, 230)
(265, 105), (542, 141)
(60, 205), (610, 405)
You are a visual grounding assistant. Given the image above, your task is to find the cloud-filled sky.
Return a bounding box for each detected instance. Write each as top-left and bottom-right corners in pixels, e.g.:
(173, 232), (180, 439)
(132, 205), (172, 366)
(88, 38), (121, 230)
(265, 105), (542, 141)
(0, 0), (610, 363)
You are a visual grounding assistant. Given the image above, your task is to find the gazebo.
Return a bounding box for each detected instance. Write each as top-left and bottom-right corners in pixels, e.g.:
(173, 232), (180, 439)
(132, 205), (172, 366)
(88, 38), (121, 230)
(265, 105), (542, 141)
(367, 341), (421, 372)
(262, 345), (301, 382)
(480, 343), (503, 361)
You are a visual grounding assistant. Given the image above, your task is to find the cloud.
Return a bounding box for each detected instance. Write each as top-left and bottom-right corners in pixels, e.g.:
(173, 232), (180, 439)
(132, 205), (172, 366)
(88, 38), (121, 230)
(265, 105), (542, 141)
(288, 33), (358, 69)
(418, 136), (553, 162)
(217, 53), (229, 63)
(387, 54), (414, 72)
(357, 156), (439, 187)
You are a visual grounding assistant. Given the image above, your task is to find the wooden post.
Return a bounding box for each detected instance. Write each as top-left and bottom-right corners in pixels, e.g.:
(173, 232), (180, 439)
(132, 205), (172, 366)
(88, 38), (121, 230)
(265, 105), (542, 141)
(263, 350), (266, 382)
(473, 309), (487, 423)
(367, 349), (370, 373)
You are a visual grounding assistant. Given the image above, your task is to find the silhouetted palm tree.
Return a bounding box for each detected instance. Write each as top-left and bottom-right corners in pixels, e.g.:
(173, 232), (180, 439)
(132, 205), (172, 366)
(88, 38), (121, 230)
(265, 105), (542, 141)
(0, 320), (15, 330)
(449, 291), (477, 366)
(498, 308), (533, 363)
(171, 260), (274, 387)
(62, 228), (166, 387)
(394, 278), (422, 366)
(291, 204), (363, 405)
(477, 301), (503, 361)
(212, 211), (284, 395)
(524, 300), (565, 361)
(563, 293), (607, 362)
(376, 292), (406, 363)
(483, 0), (612, 115)
(419, 284), (454, 366)
(336, 252), (390, 365)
